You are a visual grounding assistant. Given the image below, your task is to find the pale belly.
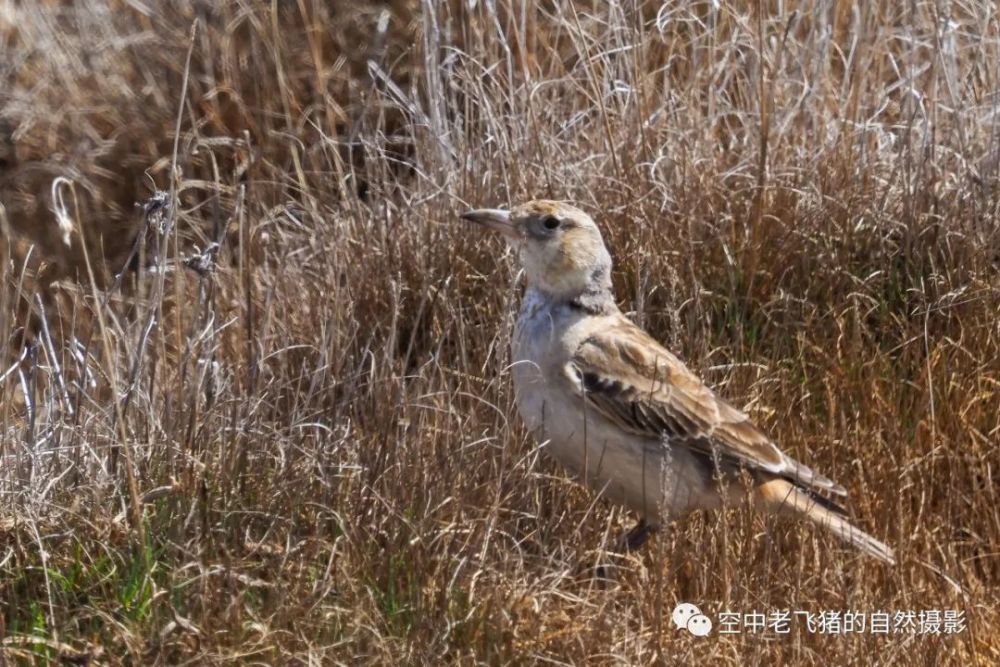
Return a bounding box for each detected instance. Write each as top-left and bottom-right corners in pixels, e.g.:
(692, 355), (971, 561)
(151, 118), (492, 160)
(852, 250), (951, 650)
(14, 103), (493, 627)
(511, 297), (716, 523)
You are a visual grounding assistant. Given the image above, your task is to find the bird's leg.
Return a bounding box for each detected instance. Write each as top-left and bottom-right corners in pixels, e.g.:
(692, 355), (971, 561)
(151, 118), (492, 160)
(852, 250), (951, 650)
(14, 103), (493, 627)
(594, 519), (657, 581)
(618, 518), (656, 552)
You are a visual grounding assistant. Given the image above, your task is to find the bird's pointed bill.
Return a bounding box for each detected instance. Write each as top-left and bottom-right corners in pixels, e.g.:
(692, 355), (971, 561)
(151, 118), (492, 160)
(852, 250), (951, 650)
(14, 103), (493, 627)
(460, 208), (521, 240)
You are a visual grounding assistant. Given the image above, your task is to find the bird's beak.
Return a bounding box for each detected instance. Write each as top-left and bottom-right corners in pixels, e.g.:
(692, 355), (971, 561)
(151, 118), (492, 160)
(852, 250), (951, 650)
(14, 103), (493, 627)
(460, 208), (521, 241)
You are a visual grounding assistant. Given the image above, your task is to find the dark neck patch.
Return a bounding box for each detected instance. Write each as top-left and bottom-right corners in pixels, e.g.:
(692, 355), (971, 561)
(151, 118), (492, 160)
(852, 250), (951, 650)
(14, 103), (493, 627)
(569, 288), (615, 315)
(568, 262), (614, 314)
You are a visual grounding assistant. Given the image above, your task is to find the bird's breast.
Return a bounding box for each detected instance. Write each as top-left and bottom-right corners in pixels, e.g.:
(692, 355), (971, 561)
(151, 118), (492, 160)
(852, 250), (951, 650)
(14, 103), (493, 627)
(510, 293), (557, 434)
(509, 293), (600, 447)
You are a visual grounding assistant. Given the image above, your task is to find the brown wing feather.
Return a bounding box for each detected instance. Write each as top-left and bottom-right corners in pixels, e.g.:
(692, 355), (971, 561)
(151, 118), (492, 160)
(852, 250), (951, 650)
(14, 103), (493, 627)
(568, 317), (846, 496)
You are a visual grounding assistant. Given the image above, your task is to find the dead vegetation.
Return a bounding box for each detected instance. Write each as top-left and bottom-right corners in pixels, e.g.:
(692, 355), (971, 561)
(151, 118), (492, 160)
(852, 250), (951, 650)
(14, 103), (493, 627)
(0, 0), (998, 664)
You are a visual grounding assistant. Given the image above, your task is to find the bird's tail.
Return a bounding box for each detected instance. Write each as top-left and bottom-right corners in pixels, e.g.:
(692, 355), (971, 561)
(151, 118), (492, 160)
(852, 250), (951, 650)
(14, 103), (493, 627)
(756, 478), (896, 565)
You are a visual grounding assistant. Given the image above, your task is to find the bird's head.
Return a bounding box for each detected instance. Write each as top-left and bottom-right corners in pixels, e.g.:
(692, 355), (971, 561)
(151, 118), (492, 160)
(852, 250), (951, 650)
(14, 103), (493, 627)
(460, 200), (613, 305)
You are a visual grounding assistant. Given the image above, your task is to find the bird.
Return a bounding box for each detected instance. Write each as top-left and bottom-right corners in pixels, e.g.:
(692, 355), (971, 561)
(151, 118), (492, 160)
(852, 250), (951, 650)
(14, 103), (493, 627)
(460, 199), (895, 564)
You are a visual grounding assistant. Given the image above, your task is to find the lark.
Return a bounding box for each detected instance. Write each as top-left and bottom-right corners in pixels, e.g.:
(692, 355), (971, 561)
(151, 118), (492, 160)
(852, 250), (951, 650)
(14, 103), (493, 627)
(461, 200), (895, 564)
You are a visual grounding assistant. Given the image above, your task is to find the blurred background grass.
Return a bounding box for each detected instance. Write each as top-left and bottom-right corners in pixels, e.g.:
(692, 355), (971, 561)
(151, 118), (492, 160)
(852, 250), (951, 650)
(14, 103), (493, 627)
(0, 0), (998, 663)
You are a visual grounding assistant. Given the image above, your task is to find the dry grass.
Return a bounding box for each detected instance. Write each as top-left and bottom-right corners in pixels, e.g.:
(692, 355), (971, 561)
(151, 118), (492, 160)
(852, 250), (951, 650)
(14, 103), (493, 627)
(1, 0), (998, 664)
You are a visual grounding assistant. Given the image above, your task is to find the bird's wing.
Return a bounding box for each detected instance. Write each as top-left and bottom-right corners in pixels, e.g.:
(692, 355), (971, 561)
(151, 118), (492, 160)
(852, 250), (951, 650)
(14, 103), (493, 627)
(565, 315), (846, 496)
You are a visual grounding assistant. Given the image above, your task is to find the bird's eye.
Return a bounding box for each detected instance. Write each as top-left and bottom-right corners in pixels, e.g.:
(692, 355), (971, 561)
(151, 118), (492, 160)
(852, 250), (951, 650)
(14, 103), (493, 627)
(542, 216), (561, 230)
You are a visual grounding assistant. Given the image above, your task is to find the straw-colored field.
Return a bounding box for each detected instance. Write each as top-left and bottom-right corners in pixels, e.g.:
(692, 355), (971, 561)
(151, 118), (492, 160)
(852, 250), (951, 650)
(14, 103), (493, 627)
(1, 1), (998, 664)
